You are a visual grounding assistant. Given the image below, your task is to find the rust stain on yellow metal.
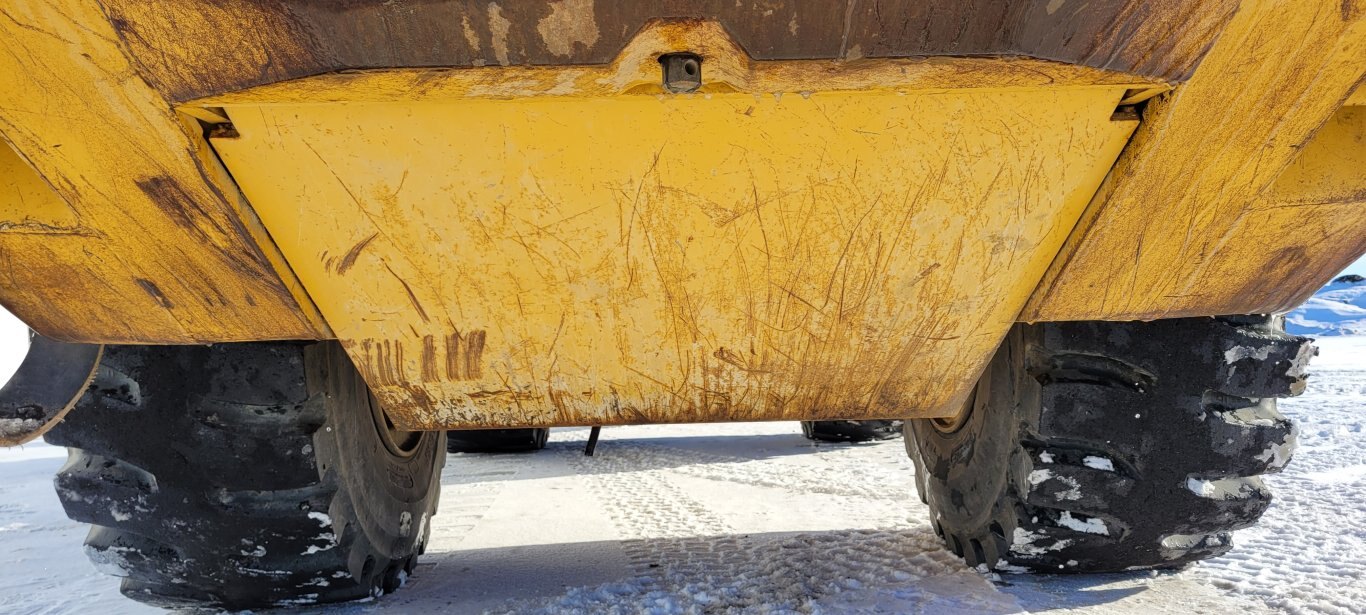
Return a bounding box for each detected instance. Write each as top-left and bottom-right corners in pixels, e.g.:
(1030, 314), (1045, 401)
(0, 0), (329, 343)
(1023, 1), (1366, 322)
(206, 22), (1144, 429)
(191, 22), (1164, 107)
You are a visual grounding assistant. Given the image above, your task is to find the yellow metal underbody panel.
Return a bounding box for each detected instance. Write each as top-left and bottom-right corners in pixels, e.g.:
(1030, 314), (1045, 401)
(1021, 3), (1366, 322)
(0, 142), (79, 233)
(208, 26), (1142, 429)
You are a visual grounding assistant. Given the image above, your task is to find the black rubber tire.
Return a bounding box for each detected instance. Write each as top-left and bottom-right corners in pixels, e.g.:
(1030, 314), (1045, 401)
(906, 315), (1312, 573)
(801, 420), (905, 443)
(446, 428), (550, 453)
(43, 341), (445, 609)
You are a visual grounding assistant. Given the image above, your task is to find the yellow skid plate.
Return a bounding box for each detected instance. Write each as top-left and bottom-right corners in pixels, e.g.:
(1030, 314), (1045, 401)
(206, 23), (1142, 429)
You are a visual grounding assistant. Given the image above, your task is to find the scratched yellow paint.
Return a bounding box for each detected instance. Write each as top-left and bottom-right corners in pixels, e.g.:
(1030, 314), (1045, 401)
(210, 91), (1135, 428)
(1023, 1), (1366, 321)
(1266, 105), (1366, 206)
(205, 22), (1142, 429)
(0, 140), (79, 232)
(0, 0), (329, 343)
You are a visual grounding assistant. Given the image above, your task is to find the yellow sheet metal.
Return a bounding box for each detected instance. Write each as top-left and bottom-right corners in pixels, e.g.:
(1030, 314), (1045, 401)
(208, 24), (1142, 429)
(1022, 1), (1366, 322)
(0, 0), (329, 343)
(0, 141), (80, 233)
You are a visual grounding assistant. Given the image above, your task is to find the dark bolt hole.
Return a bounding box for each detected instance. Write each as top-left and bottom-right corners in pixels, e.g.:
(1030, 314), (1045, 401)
(659, 52), (703, 93)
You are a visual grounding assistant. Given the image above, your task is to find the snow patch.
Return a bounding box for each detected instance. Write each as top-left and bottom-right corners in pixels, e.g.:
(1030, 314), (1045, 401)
(1224, 345), (1273, 364)
(993, 559), (1030, 574)
(1056, 512), (1108, 535)
(302, 513), (338, 555)
(237, 567), (290, 576)
(83, 544), (132, 577)
(0, 418), (41, 440)
(1053, 476), (1082, 501)
(274, 593), (319, 606)
(303, 534), (337, 555)
(1186, 476), (1262, 500)
(1011, 527), (1072, 556)
(1221, 404), (1282, 427)
(1082, 456), (1115, 472)
(1254, 430), (1296, 471)
(1161, 533), (1223, 558)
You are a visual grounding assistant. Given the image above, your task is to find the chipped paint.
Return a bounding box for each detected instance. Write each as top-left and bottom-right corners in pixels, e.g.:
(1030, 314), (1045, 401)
(537, 0), (600, 57)
(487, 3), (512, 66)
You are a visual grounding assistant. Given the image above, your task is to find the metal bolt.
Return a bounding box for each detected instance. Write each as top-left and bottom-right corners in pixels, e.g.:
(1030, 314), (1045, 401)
(660, 53), (702, 93)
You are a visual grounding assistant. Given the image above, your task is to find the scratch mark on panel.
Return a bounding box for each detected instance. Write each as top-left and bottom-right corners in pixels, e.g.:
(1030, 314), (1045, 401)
(420, 334), (439, 381)
(382, 261), (429, 322)
(336, 232), (377, 274)
(134, 278), (173, 309)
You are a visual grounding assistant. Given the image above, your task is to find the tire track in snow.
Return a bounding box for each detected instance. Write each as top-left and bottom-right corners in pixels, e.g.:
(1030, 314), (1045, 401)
(425, 453), (524, 551)
(487, 441), (994, 614)
(595, 441), (916, 502)
(571, 444), (747, 582)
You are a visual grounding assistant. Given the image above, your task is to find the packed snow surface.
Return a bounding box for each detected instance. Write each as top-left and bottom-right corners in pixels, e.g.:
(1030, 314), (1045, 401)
(0, 338), (1361, 613)
(1287, 277), (1366, 336)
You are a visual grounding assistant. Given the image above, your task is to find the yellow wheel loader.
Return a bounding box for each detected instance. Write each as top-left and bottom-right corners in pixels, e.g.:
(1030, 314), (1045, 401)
(0, 1), (1360, 608)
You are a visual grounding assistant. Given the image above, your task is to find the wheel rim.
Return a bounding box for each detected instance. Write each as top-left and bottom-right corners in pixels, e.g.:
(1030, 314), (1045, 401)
(368, 392), (423, 457)
(931, 377), (987, 434)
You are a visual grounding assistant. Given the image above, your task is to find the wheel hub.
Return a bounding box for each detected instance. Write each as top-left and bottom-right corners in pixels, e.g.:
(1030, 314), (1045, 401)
(368, 392), (423, 457)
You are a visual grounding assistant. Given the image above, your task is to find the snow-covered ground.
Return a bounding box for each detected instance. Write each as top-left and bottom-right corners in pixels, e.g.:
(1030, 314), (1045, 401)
(1287, 276), (1366, 336)
(0, 333), (1361, 613)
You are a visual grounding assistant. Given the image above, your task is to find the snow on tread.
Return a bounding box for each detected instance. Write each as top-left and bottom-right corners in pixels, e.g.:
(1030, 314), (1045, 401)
(909, 317), (1311, 573)
(41, 342), (443, 610)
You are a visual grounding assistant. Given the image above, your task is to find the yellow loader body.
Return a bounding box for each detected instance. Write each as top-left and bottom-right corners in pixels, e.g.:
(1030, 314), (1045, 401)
(0, 1), (1362, 429)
